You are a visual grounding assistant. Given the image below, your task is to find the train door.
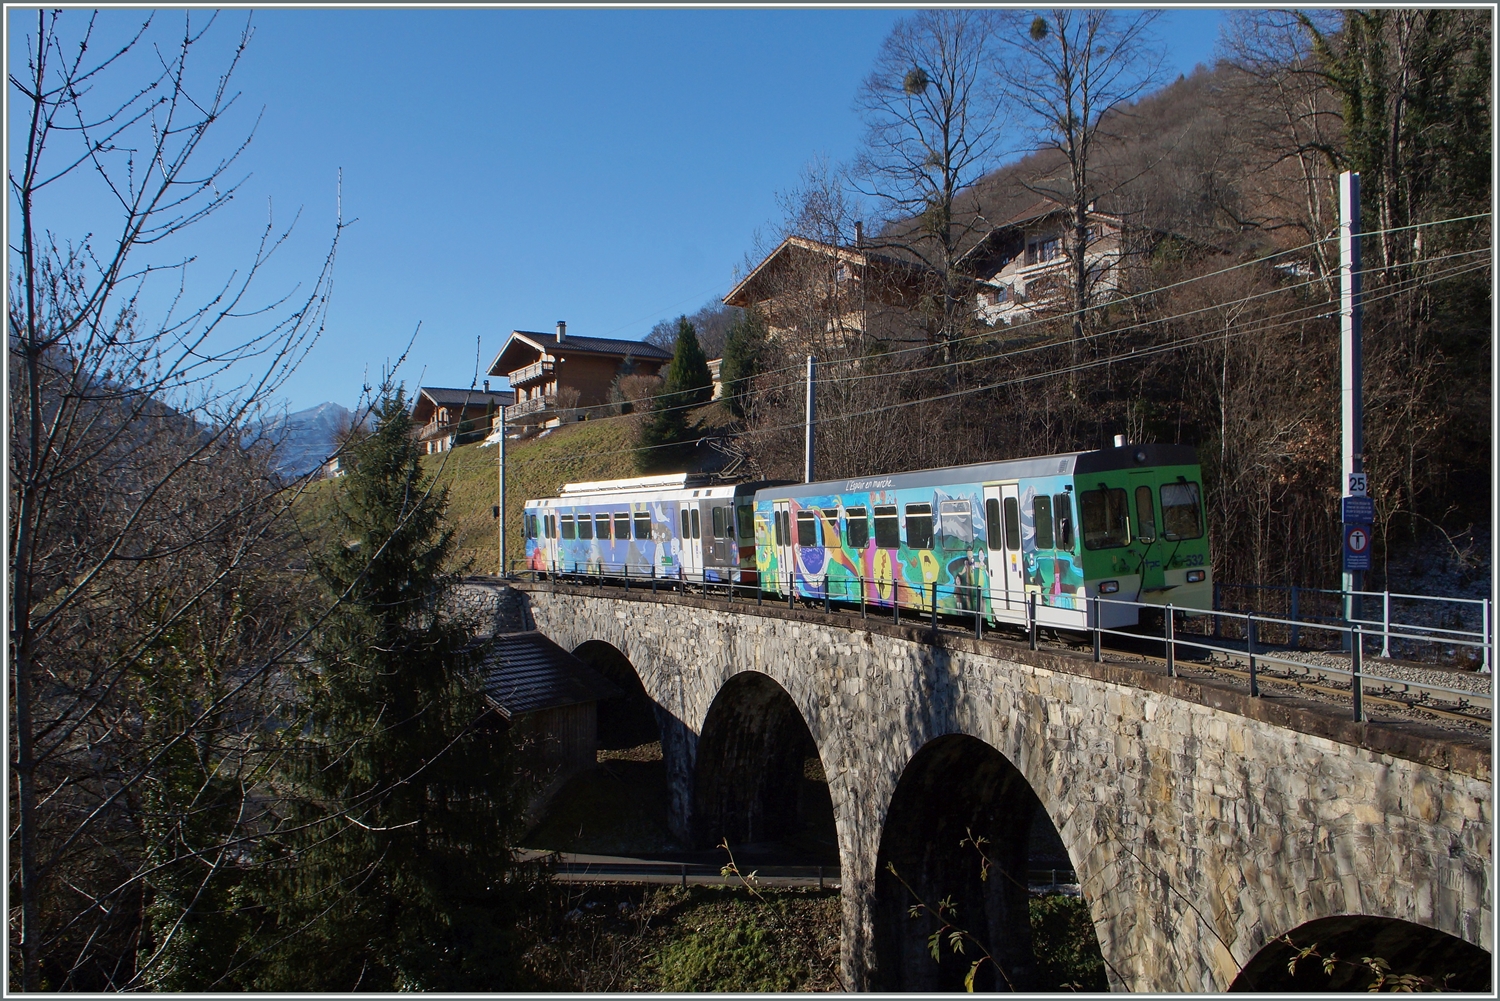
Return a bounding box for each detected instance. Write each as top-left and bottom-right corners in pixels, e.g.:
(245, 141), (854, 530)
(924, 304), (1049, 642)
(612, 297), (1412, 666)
(984, 483), (1026, 624)
(677, 501), (703, 582)
(1129, 473), (1165, 593)
(773, 499), (793, 595)
(710, 503), (733, 572)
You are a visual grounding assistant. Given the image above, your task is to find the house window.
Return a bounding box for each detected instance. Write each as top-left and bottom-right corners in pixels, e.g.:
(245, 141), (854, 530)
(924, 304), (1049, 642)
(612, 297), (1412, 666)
(835, 264), (848, 283)
(1025, 235), (1061, 265)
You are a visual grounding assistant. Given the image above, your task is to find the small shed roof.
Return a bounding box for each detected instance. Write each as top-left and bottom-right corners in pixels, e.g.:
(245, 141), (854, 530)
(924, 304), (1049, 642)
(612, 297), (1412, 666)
(477, 631), (622, 718)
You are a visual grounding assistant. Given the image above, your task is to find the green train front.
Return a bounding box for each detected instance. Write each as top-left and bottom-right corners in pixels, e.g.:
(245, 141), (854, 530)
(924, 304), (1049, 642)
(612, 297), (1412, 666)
(753, 442), (1212, 629)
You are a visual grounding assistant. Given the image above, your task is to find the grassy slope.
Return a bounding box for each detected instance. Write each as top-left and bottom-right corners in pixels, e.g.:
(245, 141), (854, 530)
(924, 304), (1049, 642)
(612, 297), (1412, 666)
(290, 417), (642, 571)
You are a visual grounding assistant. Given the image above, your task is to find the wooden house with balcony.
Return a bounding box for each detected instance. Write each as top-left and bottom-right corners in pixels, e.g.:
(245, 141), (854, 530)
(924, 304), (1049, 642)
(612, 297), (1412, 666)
(487, 321), (670, 432)
(412, 384), (515, 454)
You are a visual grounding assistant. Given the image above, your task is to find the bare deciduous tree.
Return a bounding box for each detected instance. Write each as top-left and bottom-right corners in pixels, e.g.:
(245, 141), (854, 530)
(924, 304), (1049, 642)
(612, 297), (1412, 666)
(8, 11), (341, 988)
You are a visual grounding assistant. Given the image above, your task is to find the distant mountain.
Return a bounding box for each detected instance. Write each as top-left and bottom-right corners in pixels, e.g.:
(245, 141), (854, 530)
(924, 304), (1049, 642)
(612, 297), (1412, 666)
(249, 401), (352, 479)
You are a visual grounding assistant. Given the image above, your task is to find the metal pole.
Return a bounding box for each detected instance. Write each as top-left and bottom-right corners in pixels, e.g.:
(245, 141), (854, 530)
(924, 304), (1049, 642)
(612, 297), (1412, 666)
(1381, 590), (1391, 659)
(804, 354), (816, 484)
(1092, 596), (1102, 663)
(1340, 170), (1364, 638)
(1289, 586), (1301, 650)
(975, 588), (983, 641)
(1213, 583), (1222, 640)
(860, 577), (866, 619)
(497, 402), (506, 576)
(1166, 603), (1175, 678)
(930, 581), (938, 635)
(1484, 599), (1491, 674)
(1352, 624), (1364, 721)
(1248, 615), (1259, 697)
(1028, 592), (1038, 650)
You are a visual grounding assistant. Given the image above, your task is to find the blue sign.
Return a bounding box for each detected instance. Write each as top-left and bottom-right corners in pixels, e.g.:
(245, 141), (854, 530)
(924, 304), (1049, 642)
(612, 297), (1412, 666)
(1342, 496), (1375, 524)
(1343, 523), (1372, 571)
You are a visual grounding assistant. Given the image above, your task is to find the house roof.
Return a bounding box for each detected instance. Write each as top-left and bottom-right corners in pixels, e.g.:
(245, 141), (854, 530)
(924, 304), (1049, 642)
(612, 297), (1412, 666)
(722, 235), (927, 308)
(487, 330), (670, 378)
(476, 631), (622, 718)
(412, 386), (514, 424)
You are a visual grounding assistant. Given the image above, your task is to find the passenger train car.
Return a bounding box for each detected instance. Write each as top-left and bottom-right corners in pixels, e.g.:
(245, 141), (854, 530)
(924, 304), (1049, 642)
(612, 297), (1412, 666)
(522, 442), (1212, 630)
(754, 442), (1211, 629)
(522, 473), (776, 584)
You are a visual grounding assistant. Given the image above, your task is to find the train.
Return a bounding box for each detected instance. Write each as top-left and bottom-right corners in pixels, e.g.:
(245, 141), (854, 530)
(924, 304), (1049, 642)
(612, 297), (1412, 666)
(521, 442), (1213, 630)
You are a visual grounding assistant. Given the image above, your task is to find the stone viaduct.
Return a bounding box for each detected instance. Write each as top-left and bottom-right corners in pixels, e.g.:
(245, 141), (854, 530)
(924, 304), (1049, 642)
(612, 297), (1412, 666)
(472, 578), (1492, 992)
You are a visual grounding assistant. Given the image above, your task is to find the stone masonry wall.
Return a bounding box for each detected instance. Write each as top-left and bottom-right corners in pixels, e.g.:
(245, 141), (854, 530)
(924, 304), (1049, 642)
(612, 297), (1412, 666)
(504, 581), (1491, 992)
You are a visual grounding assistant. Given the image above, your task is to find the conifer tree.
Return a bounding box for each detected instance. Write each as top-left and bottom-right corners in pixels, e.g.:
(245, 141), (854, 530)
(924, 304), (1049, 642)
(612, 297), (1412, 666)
(719, 308), (769, 418)
(636, 317), (712, 470)
(252, 389), (524, 991)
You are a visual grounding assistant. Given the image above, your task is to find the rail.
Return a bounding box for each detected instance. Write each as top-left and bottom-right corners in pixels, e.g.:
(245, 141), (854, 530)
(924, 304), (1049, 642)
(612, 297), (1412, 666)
(505, 560), (1493, 725)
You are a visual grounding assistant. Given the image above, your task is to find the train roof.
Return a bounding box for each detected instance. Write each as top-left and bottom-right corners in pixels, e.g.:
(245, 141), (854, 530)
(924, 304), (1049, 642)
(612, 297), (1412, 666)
(529, 476), (789, 506)
(762, 443), (1200, 501)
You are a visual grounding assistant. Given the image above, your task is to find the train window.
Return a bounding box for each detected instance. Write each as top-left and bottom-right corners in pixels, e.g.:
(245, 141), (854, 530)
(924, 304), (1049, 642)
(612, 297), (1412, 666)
(773, 510), (784, 547)
(873, 505), (900, 548)
(797, 510), (820, 547)
(1080, 487), (1130, 549)
(986, 497), (1002, 544)
(681, 509), (690, 539)
(1053, 494), (1074, 550)
(578, 514), (594, 541)
(595, 513), (611, 540)
(905, 503), (933, 550)
(634, 512), (651, 540)
(614, 513), (630, 540)
(1003, 497), (1020, 551)
(1134, 486), (1157, 542)
(938, 500), (972, 550)
(1160, 482), (1204, 540)
(560, 515), (576, 540)
(712, 506), (726, 540)
(1033, 495), (1054, 549)
(737, 503), (755, 541)
(845, 507), (869, 548)
(690, 508), (701, 540)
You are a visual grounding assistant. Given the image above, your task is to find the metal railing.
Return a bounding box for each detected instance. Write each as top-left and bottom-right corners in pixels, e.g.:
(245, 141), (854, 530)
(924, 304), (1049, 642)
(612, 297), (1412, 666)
(1214, 581), (1491, 672)
(505, 560), (1493, 722)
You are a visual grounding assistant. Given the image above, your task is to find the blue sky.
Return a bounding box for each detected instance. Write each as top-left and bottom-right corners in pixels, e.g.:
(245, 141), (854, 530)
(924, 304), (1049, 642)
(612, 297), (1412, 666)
(9, 7), (1230, 414)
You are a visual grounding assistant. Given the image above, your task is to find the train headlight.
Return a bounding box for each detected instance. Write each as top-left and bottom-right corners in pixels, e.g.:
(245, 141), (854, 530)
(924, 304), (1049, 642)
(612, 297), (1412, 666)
(1186, 570), (1206, 583)
(1099, 580), (1119, 594)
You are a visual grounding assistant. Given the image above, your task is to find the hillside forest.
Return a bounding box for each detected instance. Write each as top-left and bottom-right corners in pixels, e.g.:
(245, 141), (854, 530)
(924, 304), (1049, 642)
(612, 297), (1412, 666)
(5, 8), (1490, 992)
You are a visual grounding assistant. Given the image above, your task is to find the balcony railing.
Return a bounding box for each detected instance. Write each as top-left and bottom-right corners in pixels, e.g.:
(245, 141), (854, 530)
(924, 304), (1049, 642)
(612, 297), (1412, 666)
(505, 394), (555, 423)
(508, 360), (554, 387)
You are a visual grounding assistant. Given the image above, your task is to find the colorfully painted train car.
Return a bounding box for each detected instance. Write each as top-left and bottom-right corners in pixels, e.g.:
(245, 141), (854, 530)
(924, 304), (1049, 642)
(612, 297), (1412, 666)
(753, 443), (1212, 630)
(522, 473), (779, 584)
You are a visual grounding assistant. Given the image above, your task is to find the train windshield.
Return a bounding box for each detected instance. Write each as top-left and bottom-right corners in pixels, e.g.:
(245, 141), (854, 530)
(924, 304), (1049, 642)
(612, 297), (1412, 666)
(1161, 482), (1204, 540)
(1080, 488), (1130, 549)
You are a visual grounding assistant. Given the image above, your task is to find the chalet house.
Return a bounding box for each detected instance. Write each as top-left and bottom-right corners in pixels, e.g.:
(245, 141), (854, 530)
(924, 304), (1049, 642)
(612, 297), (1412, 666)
(487, 321), (670, 432)
(962, 200), (1147, 327)
(412, 384), (515, 454)
(722, 231), (933, 349)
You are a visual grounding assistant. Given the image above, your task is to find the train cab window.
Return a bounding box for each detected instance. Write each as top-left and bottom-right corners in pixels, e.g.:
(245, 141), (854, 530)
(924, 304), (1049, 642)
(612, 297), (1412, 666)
(578, 514), (594, 541)
(873, 505), (900, 548)
(737, 503), (755, 541)
(938, 500), (972, 550)
(1080, 487), (1130, 549)
(1033, 495), (1054, 549)
(560, 515), (576, 540)
(690, 508), (701, 540)
(845, 507), (869, 548)
(905, 503), (933, 550)
(634, 512), (651, 540)
(796, 510), (820, 547)
(1003, 497), (1021, 551)
(1160, 482), (1204, 540)
(1134, 486), (1157, 542)
(1053, 494), (1075, 550)
(614, 513), (630, 541)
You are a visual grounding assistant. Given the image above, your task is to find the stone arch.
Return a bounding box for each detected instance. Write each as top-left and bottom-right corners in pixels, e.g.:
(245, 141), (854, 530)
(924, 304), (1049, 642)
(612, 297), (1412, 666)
(572, 640), (660, 750)
(692, 671), (836, 858)
(872, 733), (1102, 992)
(1230, 914), (1491, 992)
